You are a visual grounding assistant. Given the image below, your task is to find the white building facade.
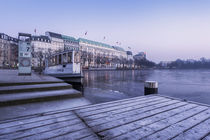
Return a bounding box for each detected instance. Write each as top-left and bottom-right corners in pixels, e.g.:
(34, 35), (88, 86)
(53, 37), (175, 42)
(30, 35), (52, 67)
(45, 32), (64, 51)
(78, 38), (127, 68)
(25, 31), (130, 69)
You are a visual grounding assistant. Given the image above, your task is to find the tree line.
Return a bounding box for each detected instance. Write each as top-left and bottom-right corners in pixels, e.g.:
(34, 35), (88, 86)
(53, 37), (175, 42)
(158, 58), (210, 69)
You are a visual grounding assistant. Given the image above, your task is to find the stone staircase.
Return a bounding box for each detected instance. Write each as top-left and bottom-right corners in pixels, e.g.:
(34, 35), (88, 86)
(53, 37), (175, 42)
(0, 82), (82, 106)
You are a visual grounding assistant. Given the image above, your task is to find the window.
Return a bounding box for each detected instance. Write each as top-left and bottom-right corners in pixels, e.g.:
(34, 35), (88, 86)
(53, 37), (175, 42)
(59, 54), (62, 64)
(68, 52), (72, 63)
(55, 55), (58, 65)
(74, 52), (80, 63)
(63, 53), (67, 63)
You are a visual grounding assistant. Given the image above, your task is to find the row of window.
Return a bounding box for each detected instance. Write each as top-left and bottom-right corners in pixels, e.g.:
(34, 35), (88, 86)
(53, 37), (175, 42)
(64, 40), (79, 44)
(32, 38), (50, 42)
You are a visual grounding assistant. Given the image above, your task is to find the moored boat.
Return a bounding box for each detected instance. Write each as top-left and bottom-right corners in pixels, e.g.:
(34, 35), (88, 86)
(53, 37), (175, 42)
(44, 49), (83, 91)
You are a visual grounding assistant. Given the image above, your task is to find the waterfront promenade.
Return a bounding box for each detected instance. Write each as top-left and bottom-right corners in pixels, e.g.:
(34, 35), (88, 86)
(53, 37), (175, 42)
(0, 95), (209, 140)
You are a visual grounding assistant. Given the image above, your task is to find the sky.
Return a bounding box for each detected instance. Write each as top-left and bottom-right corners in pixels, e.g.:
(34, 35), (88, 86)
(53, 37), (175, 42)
(0, 0), (210, 63)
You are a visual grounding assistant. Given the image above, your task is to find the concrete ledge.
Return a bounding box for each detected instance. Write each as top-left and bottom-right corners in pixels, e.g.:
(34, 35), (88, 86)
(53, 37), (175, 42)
(0, 89), (82, 107)
(0, 81), (64, 87)
(0, 69), (63, 84)
(0, 83), (72, 94)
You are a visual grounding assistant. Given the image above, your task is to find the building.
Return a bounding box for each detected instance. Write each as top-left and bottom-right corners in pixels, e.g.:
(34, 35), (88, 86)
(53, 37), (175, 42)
(30, 35), (51, 67)
(1, 31), (131, 69)
(62, 35), (79, 51)
(78, 38), (127, 68)
(0, 33), (18, 68)
(126, 51), (133, 60)
(45, 32), (64, 51)
(133, 52), (146, 60)
(30, 32), (79, 67)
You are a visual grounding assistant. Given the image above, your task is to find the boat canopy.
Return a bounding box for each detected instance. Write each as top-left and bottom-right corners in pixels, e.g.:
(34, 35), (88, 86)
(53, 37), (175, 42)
(45, 50), (80, 67)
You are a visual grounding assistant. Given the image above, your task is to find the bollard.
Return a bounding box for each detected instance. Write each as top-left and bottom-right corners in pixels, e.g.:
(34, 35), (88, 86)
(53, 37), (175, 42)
(144, 81), (158, 95)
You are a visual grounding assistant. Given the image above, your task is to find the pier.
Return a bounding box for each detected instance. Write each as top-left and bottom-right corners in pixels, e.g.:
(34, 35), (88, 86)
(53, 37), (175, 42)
(0, 95), (209, 140)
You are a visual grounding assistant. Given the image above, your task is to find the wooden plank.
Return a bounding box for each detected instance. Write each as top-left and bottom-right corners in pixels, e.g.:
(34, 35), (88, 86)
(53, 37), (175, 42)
(77, 96), (161, 116)
(141, 109), (210, 140)
(50, 128), (98, 140)
(83, 98), (171, 121)
(0, 95), (209, 140)
(18, 123), (88, 140)
(99, 103), (198, 139)
(0, 118), (82, 139)
(203, 133), (210, 140)
(0, 111), (75, 129)
(73, 95), (155, 113)
(0, 96), (154, 124)
(172, 118), (210, 140)
(80, 135), (100, 140)
(112, 105), (207, 140)
(93, 101), (186, 133)
(0, 113), (77, 135)
(76, 95), (158, 113)
(0, 95), (156, 124)
(0, 106), (78, 124)
(77, 96), (166, 117)
(86, 99), (175, 127)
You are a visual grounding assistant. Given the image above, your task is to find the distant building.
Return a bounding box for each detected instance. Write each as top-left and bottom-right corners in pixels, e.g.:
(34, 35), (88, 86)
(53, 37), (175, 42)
(30, 32), (80, 67)
(78, 38), (127, 68)
(62, 35), (79, 51)
(45, 32), (64, 51)
(1, 31), (133, 69)
(30, 35), (51, 67)
(0, 33), (18, 68)
(126, 51), (133, 60)
(133, 52), (146, 60)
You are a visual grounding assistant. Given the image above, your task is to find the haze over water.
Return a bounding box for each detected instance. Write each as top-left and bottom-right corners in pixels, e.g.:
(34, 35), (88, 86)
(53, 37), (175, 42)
(83, 70), (210, 105)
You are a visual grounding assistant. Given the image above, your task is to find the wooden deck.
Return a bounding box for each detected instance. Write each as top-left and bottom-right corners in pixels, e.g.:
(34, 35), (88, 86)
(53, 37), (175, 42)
(0, 95), (210, 140)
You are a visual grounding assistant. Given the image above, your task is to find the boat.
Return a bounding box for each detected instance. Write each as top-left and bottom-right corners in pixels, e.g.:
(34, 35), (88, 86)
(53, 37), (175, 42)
(44, 49), (83, 91)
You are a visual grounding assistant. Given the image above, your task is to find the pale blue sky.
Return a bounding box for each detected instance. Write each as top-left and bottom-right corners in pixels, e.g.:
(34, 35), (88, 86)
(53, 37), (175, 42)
(0, 0), (210, 62)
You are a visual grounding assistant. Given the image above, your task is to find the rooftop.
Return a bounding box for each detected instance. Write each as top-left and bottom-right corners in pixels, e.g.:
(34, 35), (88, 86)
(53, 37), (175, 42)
(45, 32), (79, 43)
(78, 38), (125, 52)
(45, 31), (62, 39)
(126, 51), (133, 55)
(134, 52), (146, 56)
(62, 35), (78, 43)
(0, 33), (18, 42)
(112, 46), (125, 52)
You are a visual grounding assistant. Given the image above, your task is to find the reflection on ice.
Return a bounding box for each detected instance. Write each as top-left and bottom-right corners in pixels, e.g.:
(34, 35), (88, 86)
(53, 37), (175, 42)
(83, 69), (210, 105)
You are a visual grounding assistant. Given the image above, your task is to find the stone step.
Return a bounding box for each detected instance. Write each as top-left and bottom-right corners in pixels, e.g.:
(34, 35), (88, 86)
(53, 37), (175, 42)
(0, 89), (82, 106)
(0, 83), (72, 94)
(0, 81), (64, 87)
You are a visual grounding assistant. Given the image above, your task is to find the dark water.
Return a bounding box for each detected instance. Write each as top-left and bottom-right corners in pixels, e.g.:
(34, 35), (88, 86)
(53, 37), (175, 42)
(83, 69), (210, 105)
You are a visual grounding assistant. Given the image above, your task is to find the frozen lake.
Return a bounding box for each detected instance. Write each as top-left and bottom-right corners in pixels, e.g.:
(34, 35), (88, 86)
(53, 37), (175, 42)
(83, 69), (210, 105)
